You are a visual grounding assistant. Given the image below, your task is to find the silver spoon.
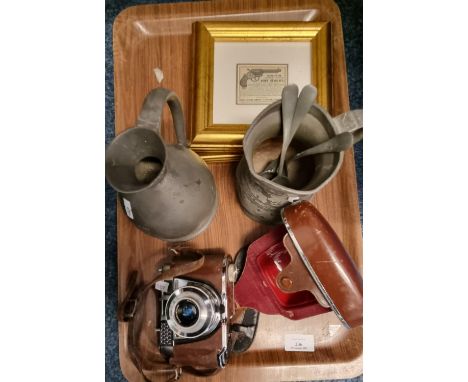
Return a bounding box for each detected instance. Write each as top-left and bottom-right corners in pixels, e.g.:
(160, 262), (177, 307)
(261, 128), (363, 181)
(272, 84), (299, 183)
(270, 85), (317, 185)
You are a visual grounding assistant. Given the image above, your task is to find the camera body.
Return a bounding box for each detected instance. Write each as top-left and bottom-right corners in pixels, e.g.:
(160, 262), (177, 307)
(157, 254), (233, 370)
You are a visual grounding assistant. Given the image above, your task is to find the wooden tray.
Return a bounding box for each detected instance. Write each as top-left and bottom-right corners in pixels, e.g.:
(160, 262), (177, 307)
(113, 1), (362, 381)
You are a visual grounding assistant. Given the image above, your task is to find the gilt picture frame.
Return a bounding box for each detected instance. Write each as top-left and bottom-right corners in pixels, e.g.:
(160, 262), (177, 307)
(191, 21), (331, 162)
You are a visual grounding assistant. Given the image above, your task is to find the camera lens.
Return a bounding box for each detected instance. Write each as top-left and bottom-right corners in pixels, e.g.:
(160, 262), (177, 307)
(175, 300), (199, 327)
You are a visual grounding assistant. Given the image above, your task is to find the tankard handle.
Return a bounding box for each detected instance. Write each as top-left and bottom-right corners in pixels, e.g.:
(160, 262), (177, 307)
(332, 109), (363, 144)
(135, 88), (188, 147)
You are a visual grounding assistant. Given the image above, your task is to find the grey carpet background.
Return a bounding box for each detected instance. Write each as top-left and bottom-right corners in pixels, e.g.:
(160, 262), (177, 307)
(105, 0), (363, 381)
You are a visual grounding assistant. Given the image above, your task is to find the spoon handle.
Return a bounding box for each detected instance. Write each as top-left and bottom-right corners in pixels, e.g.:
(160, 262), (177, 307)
(277, 85), (317, 176)
(277, 84), (299, 176)
(292, 131), (354, 161)
(290, 85), (318, 137)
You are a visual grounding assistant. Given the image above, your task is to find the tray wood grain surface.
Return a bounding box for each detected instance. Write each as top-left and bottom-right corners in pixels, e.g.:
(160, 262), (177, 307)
(113, 1), (362, 381)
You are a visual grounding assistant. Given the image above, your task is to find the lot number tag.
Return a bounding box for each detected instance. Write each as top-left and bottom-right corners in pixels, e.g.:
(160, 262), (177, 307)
(284, 334), (315, 352)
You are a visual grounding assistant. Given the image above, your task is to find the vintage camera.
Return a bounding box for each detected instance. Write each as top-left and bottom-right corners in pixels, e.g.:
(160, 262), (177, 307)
(157, 255), (232, 370)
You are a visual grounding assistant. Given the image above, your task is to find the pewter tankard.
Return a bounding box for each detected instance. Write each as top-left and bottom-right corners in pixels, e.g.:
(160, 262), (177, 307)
(106, 88), (217, 241)
(236, 100), (362, 224)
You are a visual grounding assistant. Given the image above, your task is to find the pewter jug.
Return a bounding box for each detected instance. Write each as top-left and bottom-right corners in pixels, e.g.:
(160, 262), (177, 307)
(106, 88), (217, 241)
(236, 99), (362, 224)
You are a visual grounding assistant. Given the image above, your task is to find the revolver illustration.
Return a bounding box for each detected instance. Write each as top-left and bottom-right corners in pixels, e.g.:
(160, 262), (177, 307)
(239, 68), (282, 88)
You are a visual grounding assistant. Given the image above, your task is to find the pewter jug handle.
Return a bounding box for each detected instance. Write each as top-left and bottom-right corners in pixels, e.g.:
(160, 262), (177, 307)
(332, 110), (363, 144)
(135, 88), (188, 147)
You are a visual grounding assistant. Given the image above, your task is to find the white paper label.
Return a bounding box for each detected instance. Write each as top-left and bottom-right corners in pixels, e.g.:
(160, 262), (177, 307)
(122, 198), (134, 219)
(154, 67), (164, 83)
(155, 281), (169, 292)
(284, 334), (314, 352)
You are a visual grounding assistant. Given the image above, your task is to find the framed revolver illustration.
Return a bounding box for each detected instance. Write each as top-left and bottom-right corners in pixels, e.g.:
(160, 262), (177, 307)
(191, 21), (332, 162)
(239, 66), (283, 88)
(237, 64), (288, 105)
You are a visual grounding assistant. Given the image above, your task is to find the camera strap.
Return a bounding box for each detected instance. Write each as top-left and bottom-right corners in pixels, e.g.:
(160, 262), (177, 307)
(118, 252), (209, 381)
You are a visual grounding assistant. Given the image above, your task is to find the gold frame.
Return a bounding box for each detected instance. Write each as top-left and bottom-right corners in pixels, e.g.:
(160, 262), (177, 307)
(191, 21), (331, 162)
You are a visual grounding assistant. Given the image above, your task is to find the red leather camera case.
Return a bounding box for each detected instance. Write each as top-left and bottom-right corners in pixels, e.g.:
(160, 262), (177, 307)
(235, 201), (363, 328)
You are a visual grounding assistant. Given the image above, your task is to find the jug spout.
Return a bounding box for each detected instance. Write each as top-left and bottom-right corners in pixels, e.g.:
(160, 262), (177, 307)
(106, 126), (167, 193)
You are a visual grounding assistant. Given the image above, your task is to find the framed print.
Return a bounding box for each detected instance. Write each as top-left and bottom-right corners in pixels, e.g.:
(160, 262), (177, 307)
(191, 21), (331, 162)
